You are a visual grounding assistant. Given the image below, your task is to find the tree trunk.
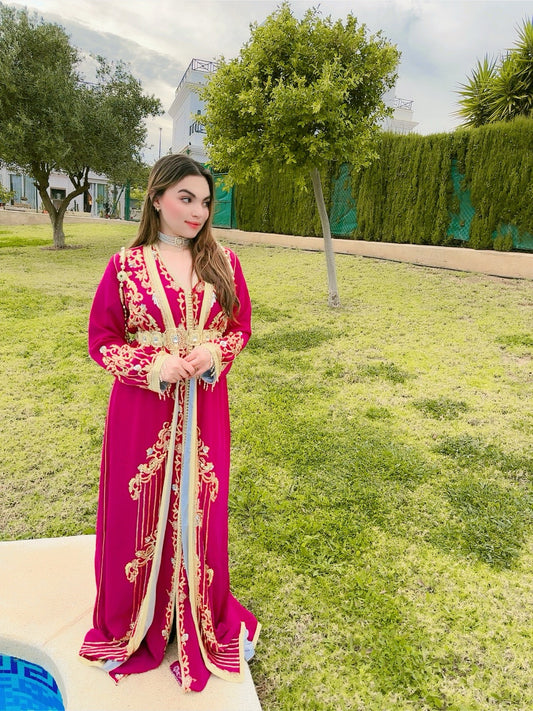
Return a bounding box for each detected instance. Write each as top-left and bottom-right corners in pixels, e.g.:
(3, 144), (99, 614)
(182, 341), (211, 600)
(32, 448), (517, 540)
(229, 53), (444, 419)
(51, 208), (67, 249)
(310, 166), (340, 308)
(32, 163), (91, 248)
(37, 186), (66, 248)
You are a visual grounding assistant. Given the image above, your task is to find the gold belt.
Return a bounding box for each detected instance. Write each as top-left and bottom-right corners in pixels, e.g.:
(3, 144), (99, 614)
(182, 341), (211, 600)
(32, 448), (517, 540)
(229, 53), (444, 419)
(130, 327), (222, 352)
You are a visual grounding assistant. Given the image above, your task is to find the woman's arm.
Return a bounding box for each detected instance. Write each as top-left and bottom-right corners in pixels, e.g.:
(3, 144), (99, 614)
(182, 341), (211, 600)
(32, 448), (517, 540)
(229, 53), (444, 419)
(88, 254), (171, 393)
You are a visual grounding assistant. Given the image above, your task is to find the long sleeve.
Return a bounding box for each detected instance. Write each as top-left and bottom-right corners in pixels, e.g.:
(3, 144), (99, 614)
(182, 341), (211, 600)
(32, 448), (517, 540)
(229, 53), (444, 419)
(202, 252), (252, 381)
(88, 254), (164, 390)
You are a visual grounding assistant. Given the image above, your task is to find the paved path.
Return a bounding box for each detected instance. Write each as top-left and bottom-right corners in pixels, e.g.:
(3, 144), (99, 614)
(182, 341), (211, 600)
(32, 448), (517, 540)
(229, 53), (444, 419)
(214, 228), (533, 280)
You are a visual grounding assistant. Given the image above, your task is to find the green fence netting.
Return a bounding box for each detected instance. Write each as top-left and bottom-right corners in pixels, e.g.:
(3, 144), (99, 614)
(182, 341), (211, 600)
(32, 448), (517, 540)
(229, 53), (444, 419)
(329, 163), (357, 237)
(447, 160), (533, 250)
(447, 160), (475, 242)
(212, 173), (236, 228)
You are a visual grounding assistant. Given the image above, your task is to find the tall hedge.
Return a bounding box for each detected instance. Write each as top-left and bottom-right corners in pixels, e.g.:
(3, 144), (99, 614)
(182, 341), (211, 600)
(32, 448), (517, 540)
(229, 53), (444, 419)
(463, 118), (533, 249)
(234, 165), (327, 237)
(233, 118), (533, 250)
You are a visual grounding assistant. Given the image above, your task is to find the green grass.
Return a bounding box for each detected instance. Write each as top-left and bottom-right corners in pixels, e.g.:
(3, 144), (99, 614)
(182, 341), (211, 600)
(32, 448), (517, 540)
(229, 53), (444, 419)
(1, 223), (532, 710)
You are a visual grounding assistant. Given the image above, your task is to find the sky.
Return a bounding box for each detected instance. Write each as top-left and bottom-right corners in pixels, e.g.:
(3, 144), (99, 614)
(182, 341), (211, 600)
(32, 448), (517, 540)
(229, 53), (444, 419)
(10, 0), (533, 162)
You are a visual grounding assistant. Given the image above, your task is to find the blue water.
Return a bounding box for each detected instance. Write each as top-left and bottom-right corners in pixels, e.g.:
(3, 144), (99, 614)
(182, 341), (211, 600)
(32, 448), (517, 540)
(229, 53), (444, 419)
(0, 654), (64, 711)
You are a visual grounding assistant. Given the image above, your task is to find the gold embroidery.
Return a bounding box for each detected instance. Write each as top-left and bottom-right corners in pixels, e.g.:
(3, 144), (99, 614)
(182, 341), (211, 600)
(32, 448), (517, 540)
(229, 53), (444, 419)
(176, 558), (194, 691)
(206, 566), (214, 587)
(100, 344), (153, 380)
(129, 422), (172, 500)
(125, 531), (157, 583)
(198, 440), (219, 502)
(220, 331), (245, 364)
(119, 248), (160, 333)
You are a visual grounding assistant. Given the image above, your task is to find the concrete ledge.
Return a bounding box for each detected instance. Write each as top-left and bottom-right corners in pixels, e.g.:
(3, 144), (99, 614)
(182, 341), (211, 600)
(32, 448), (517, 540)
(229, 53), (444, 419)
(215, 228), (533, 280)
(0, 536), (261, 711)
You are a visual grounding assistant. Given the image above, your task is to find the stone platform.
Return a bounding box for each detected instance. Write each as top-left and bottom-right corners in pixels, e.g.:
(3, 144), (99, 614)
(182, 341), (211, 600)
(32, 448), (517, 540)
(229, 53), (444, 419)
(0, 536), (261, 711)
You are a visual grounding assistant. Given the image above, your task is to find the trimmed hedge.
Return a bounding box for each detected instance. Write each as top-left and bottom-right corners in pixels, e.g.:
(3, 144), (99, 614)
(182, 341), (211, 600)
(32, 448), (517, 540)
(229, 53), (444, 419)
(232, 118), (533, 250)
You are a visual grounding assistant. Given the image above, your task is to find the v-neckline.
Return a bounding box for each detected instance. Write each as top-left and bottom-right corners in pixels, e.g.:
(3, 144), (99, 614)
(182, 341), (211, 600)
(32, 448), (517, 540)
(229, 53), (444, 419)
(152, 246), (201, 294)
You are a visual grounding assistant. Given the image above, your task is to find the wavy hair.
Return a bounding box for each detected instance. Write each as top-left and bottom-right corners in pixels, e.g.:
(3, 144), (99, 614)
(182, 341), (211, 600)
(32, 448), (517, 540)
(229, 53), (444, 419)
(131, 154), (238, 317)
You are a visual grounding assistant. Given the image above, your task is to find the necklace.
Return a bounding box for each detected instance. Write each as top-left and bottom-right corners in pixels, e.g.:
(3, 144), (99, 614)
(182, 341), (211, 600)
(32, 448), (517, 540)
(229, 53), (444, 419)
(158, 232), (190, 249)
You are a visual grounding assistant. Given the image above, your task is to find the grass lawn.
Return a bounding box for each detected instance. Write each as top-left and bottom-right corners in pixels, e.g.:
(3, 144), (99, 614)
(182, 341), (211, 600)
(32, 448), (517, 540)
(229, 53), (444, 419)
(0, 222), (532, 710)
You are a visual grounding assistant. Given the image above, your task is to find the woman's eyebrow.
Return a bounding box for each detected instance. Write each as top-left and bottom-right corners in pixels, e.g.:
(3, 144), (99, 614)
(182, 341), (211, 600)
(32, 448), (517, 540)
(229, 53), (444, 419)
(177, 188), (211, 200)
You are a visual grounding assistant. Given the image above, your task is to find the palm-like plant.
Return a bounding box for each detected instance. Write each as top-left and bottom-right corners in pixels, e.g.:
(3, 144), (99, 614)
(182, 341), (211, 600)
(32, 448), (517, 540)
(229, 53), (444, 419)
(456, 56), (497, 127)
(490, 53), (527, 121)
(456, 18), (533, 126)
(512, 18), (533, 115)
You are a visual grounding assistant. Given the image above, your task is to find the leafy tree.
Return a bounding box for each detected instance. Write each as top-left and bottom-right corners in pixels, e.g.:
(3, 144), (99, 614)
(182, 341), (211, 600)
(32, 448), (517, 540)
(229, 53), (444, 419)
(0, 6), (161, 247)
(0, 183), (15, 205)
(201, 2), (399, 306)
(457, 18), (533, 127)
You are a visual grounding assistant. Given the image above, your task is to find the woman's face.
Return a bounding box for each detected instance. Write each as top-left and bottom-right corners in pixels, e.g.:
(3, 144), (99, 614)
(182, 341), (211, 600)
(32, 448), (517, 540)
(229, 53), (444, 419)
(153, 175), (211, 239)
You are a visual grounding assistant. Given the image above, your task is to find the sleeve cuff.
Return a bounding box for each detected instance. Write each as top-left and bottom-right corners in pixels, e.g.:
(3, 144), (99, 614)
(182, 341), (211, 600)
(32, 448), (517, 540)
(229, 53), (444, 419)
(200, 343), (222, 385)
(147, 351), (172, 393)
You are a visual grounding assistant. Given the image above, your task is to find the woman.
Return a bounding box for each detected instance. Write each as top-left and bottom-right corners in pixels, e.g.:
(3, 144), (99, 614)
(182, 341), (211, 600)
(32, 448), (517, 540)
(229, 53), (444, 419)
(79, 154), (260, 693)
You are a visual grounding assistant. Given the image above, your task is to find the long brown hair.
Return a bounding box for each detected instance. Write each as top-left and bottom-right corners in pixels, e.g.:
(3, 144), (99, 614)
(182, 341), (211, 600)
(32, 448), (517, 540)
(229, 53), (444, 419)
(131, 154), (238, 317)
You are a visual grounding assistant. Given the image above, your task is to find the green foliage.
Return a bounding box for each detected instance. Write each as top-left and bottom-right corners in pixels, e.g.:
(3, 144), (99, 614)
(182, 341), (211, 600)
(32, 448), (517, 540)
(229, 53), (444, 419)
(341, 120), (531, 249)
(0, 184), (15, 204)
(349, 131), (458, 246)
(493, 231), (514, 251)
(465, 117), (533, 246)
(202, 2), (399, 184)
(234, 165), (326, 236)
(232, 118), (533, 250)
(456, 18), (533, 126)
(456, 57), (499, 127)
(202, 1), (399, 307)
(0, 6), (161, 246)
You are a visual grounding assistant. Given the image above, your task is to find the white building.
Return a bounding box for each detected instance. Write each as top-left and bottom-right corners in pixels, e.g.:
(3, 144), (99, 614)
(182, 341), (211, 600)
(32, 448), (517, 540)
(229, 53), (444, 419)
(0, 165), (125, 217)
(382, 88), (419, 134)
(168, 59), (218, 164)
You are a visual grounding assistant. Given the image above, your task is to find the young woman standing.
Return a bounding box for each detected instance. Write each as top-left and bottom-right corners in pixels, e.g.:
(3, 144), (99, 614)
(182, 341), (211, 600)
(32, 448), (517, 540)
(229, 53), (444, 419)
(80, 154), (260, 692)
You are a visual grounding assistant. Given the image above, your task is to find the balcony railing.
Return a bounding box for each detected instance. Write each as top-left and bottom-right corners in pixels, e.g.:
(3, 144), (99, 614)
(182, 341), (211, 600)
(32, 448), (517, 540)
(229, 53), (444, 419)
(391, 97), (414, 111)
(175, 58), (219, 94)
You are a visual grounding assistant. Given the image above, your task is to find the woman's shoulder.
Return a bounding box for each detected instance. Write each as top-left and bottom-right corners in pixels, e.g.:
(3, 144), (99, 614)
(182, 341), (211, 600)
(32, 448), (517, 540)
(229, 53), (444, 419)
(112, 244), (144, 265)
(102, 245), (144, 277)
(218, 243), (238, 268)
(123, 245), (145, 258)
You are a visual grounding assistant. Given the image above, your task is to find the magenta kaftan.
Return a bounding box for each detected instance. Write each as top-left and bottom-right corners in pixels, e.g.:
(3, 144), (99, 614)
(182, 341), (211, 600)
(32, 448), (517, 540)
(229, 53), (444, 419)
(79, 244), (259, 692)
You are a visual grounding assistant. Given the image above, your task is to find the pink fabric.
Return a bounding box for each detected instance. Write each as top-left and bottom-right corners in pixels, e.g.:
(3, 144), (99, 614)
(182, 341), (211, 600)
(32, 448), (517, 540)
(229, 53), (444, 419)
(79, 245), (259, 692)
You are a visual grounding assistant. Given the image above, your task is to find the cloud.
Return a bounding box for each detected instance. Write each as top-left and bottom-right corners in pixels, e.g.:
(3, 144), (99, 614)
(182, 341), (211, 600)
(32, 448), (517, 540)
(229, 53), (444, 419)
(12, 0), (533, 153)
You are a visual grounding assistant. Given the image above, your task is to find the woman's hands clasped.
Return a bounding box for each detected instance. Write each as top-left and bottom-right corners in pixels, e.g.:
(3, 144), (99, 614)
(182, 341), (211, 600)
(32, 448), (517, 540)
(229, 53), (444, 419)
(160, 346), (213, 383)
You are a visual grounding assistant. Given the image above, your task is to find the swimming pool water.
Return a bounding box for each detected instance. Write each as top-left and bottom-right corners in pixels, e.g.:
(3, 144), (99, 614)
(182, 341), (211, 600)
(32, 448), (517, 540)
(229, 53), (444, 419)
(0, 654), (64, 711)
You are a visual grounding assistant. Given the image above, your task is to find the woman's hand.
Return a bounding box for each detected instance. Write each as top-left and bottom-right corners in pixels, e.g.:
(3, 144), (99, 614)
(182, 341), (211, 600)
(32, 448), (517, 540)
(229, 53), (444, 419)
(159, 355), (196, 383)
(159, 347), (213, 383)
(184, 346), (213, 378)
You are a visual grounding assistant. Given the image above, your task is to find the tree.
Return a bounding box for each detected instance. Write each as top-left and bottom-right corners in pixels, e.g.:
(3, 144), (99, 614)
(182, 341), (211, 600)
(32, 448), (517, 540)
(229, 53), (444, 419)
(0, 183), (15, 205)
(0, 6), (161, 247)
(201, 2), (399, 306)
(457, 18), (533, 127)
